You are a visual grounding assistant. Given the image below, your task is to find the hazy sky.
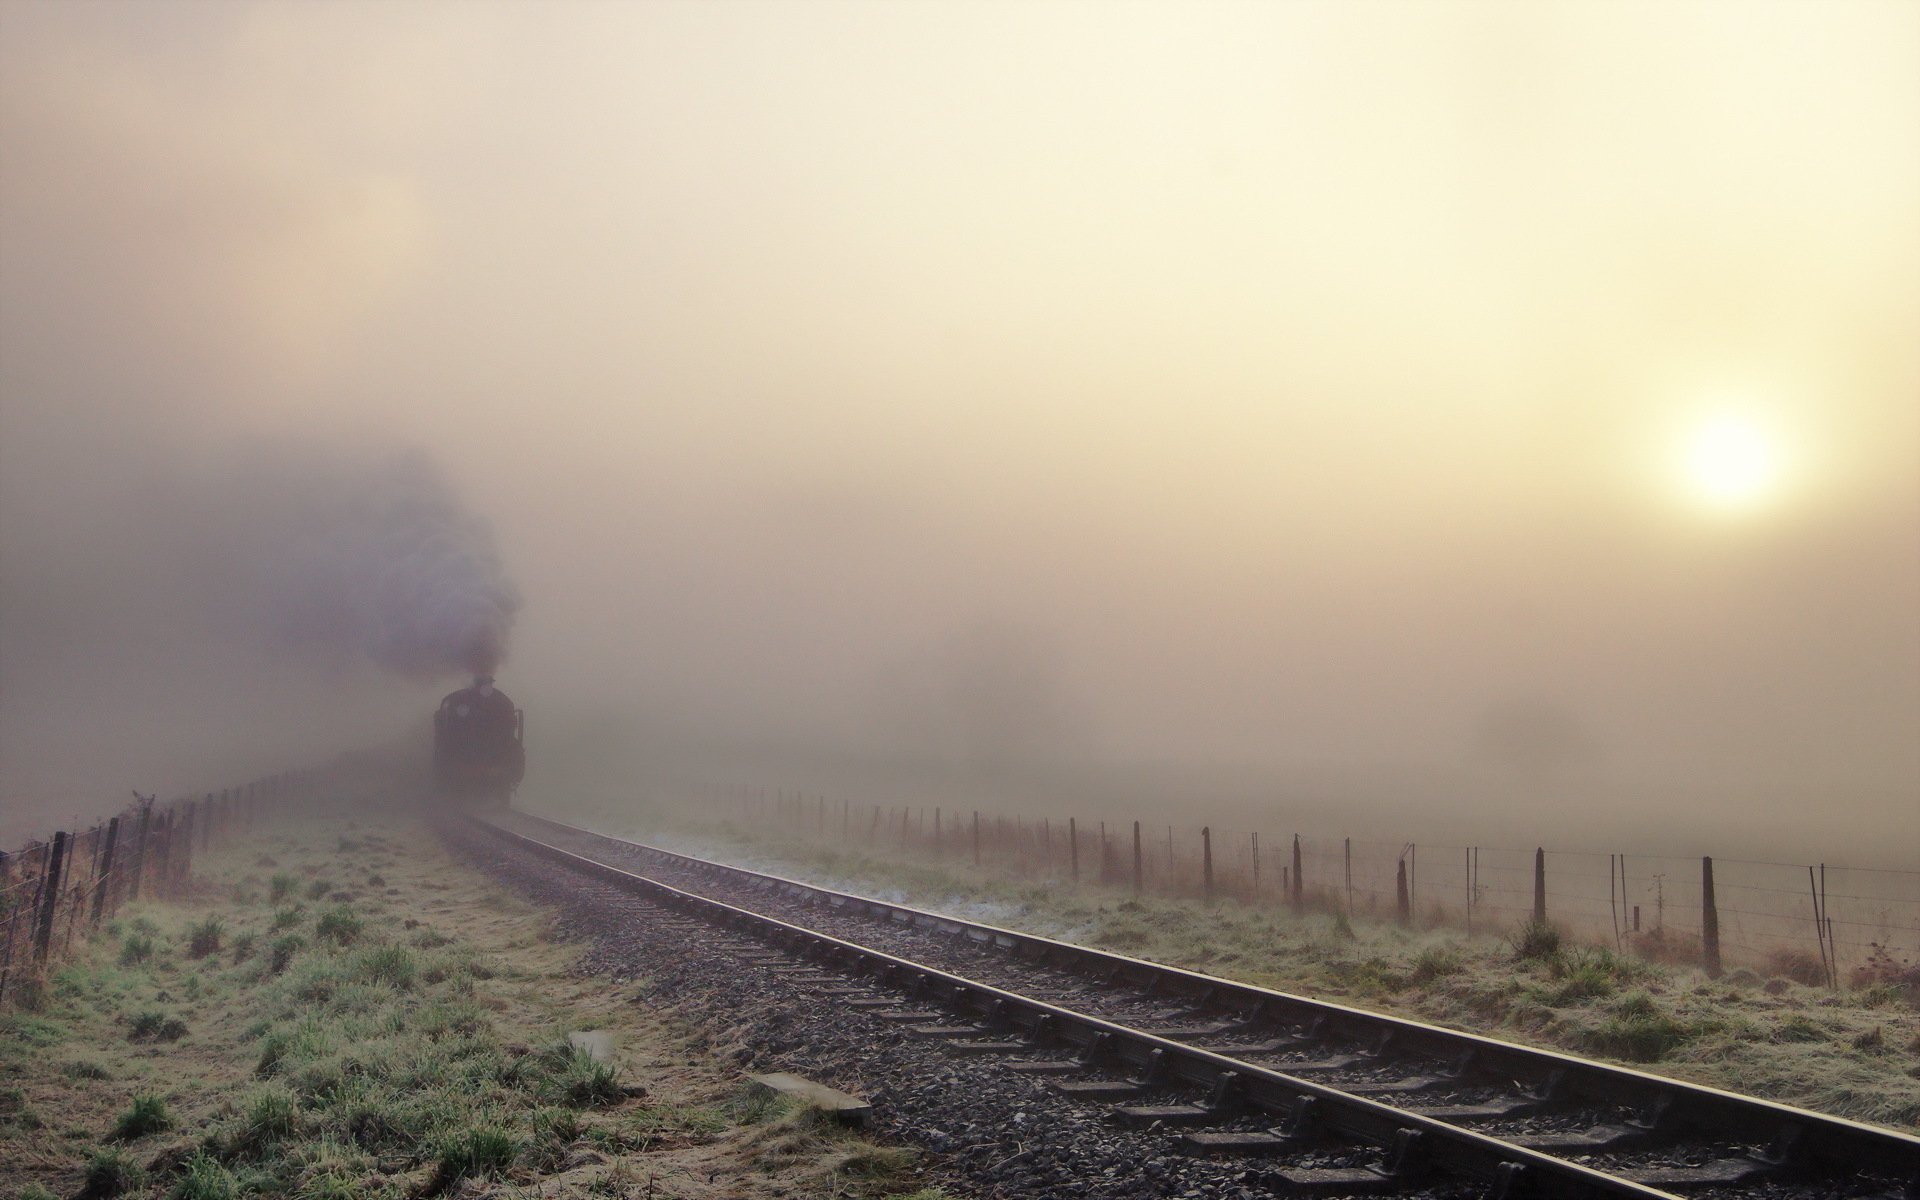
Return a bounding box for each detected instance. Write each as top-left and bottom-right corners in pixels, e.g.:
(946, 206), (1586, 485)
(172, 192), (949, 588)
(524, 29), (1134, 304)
(2, 2), (1915, 857)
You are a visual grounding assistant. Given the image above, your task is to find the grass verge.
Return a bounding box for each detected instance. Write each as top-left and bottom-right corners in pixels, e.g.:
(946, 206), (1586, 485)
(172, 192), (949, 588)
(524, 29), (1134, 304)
(1, 805), (959, 1199)
(556, 797), (1920, 1131)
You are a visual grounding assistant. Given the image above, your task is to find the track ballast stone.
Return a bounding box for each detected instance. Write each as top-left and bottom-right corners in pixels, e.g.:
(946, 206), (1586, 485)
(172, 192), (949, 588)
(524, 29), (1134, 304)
(442, 820), (1492, 1200)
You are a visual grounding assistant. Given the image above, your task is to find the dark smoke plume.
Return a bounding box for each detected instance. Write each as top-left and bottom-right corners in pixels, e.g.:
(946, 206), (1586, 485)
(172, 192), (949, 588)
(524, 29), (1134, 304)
(261, 449), (521, 679)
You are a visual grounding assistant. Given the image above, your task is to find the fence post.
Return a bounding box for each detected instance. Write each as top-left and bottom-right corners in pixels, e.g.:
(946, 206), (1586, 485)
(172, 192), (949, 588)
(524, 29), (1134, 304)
(1700, 856), (1722, 978)
(90, 817), (121, 923)
(1343, 837), (1354, 916)
(1394, 858), (1410, 926)
(33, 832), (69, 962)
(154, 811), (172, 896)
(1532, 848), (1547, 924)
(1291, 834), (1305, 914)
(1132, 821), (1143, 894)
(127, 805), (153, 900)
(174, 805), (197, 891)
(1201, 826), (1214, 900)
(1465, 847), (1473, 938)
(1069, 817), (1079, 882)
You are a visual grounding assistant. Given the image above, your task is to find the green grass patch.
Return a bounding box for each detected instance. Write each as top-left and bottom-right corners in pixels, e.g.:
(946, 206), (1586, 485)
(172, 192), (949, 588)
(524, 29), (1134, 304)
(111, 1093), (171, 1140)
(83, 1146), (146, 1196)
(187, 917), (225, 959)
(118, 933), (156, 967)
(127, 1010), (188, 1042)
(313, 905), (362, 946)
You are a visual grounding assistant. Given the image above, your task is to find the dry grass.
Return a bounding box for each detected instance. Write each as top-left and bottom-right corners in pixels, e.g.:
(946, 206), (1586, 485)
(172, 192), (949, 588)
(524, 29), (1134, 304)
(569, 797), (1920, 1132)
(0, 804), (957, 1199)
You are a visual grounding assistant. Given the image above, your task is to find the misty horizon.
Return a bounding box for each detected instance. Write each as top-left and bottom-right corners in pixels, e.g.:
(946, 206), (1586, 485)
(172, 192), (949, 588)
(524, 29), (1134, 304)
(2, 2), (1915, 868)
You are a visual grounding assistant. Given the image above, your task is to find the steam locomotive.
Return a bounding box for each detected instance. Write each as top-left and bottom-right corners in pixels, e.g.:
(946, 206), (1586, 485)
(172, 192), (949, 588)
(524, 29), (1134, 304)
(432, 675), (525, 805)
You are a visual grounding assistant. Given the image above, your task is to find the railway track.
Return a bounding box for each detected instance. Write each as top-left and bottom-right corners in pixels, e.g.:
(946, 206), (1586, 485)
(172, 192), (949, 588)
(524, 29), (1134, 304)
(468, 809), (1919, 1199)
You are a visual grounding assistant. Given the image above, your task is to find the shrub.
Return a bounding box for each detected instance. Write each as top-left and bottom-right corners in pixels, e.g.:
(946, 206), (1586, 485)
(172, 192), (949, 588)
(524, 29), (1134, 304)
(314, 906), (362, 946)
(169, 1151), (238, 1200)
(255, 1032), (292, 1077)
(1765, 947), (1829, 987)
(230, 932), (257, 964)
(0, 1085), (42, 1130)
(269, 935), (305, 974)
(431, 1127), (517, 1189)
(268, 874), (298, 903)
(353, 944), (416, 990)
(83, 1147), (145, 1197)
(128, 1011), (188, 1042)
(239, 1085), (299, 1149)
(526, 1108), (585, 1170)
(1508, 919), (1562, 962)
(1848, 944), (1920, 1007)
(112, 1093), (171, 1140)
(1582, 990), (1691, 1062)
(65, 1058), (111, 1080)
(548, 1045), (623, 1109)
(119, 933), (156, 966)
(1548, 964), (1614, 1005)
(1408, 946), (1463, 984)
(269, 907), (304, 932)
(187, 917), (224, 959)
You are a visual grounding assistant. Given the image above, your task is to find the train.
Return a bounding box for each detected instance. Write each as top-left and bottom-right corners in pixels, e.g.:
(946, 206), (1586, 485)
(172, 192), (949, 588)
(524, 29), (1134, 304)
(431, 674), (525, 805)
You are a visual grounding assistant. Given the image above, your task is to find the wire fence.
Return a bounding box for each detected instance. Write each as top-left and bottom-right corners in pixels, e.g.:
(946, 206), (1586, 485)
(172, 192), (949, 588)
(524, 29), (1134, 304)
(0, 769), (318, 1007)
(711, 786), (1919, 988)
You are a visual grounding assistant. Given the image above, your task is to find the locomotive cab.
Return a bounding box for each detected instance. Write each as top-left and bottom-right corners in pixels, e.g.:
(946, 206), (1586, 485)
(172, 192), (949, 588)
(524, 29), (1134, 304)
(432, 675), (525, 807)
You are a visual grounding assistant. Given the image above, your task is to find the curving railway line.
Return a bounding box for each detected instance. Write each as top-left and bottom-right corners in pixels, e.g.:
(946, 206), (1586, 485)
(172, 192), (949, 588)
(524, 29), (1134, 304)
(464, 809), (1919, 1200)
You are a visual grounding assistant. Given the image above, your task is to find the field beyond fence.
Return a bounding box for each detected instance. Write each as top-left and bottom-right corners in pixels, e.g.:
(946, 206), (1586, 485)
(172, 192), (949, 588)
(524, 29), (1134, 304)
(709, 786), (1919, 988)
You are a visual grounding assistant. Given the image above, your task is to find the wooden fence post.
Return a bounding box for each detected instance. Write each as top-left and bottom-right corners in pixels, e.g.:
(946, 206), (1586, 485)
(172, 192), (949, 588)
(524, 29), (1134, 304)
(1343, 837), (1353, 916)
(127, 806), (152, 900)
(33, 832), (69, 962)
(90, 817), (121, 923)
(1132, 821), (1143, 894)
(174, 805), (197, 891)
(1291, 834), (1304, 913)
(1532, 848), (1547, 925)
(1201, 826), (1214, 900)
(1394, 858), (1410, 926)
(1700, 856), (1722, 978)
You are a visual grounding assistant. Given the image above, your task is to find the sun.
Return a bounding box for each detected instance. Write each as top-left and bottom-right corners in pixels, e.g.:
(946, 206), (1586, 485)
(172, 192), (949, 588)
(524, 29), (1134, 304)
(1676, 410), (1785, 514)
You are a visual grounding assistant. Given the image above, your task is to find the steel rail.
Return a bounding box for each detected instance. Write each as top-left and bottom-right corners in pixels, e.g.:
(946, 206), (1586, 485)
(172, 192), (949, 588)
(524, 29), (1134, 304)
(469, 815), (1697, 1199)
(504, 809), (1920, 1192)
